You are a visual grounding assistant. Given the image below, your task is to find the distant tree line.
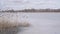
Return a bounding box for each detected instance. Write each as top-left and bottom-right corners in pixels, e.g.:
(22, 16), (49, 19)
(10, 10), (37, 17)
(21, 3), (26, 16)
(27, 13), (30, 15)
(0, 9), (60, 12)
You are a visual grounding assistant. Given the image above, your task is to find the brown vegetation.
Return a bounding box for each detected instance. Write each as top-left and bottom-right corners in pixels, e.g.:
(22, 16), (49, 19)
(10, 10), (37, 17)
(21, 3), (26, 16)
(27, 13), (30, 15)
(0, 9), (60, 12)
(0, 17), (30, 30)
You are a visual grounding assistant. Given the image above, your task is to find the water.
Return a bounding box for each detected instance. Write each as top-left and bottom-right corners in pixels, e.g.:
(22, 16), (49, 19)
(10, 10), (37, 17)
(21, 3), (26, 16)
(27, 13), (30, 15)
(20, 13), (60, 34)
(0, 13), (60, 34)
(0, 0), (60, 10)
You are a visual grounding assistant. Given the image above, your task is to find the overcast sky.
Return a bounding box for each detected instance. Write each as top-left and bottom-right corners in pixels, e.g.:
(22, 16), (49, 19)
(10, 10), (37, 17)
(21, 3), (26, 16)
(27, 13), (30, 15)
(0, 0), (60, 10)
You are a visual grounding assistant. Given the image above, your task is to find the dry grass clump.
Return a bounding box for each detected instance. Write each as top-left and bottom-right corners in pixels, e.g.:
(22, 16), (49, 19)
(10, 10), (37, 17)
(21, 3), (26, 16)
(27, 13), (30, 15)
(0, 17), (30, 30)
(0, 17), (30, 34)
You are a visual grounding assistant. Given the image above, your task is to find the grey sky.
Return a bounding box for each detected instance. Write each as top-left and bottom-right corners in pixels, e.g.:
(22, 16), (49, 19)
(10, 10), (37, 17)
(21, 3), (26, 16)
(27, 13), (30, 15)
(0, 0), (60, 10)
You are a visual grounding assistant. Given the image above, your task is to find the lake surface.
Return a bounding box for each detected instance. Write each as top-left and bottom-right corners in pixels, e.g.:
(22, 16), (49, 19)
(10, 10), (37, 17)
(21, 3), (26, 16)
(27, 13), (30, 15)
(0, 0), (60, 10)
(0, 13), (60, 34)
